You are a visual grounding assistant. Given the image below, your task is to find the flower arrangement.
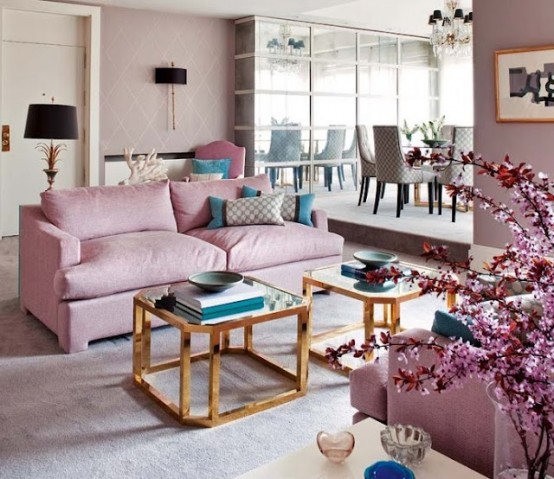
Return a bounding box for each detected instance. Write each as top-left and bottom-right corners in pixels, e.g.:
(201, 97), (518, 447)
(400, 119), (419, 142)
(327, 153), (554, 479)
(417, 115), (446, 140)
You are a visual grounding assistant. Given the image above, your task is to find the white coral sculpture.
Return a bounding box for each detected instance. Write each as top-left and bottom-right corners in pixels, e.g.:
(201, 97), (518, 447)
(119, 147), (168, 185)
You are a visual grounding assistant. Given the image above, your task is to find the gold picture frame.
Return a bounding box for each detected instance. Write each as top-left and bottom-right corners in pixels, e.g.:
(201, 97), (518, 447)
(495, 45), (554, 122)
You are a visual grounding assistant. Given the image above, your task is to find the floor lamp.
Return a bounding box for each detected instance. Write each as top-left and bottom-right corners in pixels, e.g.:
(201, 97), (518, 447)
(24, 102), (78, 191)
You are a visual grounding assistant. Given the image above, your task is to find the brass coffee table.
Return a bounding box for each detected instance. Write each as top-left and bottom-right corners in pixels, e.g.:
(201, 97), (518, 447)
(133, 277), (309, 427)
(303, 262), (455, 370)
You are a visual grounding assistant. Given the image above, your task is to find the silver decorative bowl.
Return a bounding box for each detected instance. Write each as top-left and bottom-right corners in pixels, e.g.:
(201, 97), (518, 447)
(380, 424), (432, 466)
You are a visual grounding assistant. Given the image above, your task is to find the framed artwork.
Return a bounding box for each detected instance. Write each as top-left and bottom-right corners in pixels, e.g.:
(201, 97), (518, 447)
(495, 45), (554, 122)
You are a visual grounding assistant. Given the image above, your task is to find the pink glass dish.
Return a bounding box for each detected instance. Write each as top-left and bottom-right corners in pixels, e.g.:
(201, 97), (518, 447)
(316, 430), (355, 464)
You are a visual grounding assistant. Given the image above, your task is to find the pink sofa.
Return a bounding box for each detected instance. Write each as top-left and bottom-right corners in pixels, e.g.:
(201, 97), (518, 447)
(20, 174), (343, 353)
(349, 328), (494, 477)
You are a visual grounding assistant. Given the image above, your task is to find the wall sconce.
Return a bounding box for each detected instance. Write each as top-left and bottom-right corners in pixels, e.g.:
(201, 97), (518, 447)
(24, 99), (78, 190)
(155, 62), (187, 130)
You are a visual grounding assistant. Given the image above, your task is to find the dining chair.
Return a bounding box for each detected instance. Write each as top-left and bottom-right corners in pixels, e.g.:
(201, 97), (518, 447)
(437, 126), (473, 222)
(314, 128), (346, 192)
(355, 125), (377, 206)
(264, 128), (302, 192)
(340, 131), (358, 189)
(373, 125), (434, 218)
(195, 140), (246, 179)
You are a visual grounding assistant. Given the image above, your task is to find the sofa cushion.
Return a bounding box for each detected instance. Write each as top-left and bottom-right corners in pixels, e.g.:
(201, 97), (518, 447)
(54, 231), (226, 300)
(431, 309), (478, 345)
(191, 158), (231, 179)
(170, 174), (272, 233)
(186, 222), (344, 271)
(242, 185), (315, 227)
(189, 172), (224, 182)
(207, 193), (285, 229)
(41, 180), (176, 241)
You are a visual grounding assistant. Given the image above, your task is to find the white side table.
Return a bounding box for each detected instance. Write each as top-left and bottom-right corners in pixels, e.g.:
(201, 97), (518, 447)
(236, 417), (487, 479)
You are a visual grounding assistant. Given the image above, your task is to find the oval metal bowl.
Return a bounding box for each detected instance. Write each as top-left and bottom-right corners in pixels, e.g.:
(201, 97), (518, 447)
(188, 271), (244, 292)
(353, 250), (398, 270)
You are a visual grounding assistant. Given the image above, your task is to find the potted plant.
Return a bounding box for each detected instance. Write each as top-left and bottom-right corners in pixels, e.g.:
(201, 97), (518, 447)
(400, 119), (419, 144)
(327, 153), (554, 479)
(417, 115), (446, 146)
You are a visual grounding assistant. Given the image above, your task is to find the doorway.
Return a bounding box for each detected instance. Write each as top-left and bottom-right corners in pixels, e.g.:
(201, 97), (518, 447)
(0, 2), (100, 238)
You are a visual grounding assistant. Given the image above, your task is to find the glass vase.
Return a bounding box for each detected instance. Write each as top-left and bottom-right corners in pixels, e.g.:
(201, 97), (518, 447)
(487, 383), (553, 479)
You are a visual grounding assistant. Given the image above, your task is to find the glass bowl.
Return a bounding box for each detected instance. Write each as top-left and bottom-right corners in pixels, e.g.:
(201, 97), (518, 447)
(380, 424), (431, 466)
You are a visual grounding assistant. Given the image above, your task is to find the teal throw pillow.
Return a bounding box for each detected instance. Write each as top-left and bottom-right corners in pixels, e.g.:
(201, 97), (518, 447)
(192, 158), (232, 179)
(431, 309), (478, 345)
(207, 193), (285, 229)
(242, 185), (315, 227)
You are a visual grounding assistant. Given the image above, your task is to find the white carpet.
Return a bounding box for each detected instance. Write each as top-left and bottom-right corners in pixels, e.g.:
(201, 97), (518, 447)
(0, 238), (444, 479)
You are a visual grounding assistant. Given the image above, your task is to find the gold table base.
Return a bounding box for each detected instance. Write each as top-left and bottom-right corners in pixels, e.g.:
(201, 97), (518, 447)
(303, 268), (456, 374)
(133, 290), (309, 428)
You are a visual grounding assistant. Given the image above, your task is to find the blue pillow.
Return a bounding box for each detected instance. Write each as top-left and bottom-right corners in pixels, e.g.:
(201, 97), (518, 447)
(192, 158), (231, 179)
(242, 185), (315, 227)
(431, 309), (478, 345)
(208, 196), (226, 229)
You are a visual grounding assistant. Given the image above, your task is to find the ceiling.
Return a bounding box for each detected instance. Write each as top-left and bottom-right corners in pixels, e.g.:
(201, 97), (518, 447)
(50, 0), (472, 37)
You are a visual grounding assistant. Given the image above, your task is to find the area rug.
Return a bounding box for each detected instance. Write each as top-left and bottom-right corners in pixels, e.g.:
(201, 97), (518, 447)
(0, 238), (445, 479)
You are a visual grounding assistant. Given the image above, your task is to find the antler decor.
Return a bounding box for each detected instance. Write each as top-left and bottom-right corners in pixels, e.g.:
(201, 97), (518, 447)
(119, 147), (168, 185)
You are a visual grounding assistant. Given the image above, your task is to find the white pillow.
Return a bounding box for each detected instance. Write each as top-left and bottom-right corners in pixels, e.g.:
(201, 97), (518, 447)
(189, 172), (224, 182)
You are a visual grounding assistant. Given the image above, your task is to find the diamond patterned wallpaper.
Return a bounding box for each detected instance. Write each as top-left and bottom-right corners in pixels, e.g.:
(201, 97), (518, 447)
(100, 7), (234, 158)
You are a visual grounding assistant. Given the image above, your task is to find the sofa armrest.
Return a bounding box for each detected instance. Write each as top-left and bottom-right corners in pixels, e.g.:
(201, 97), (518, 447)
(20, 205), (80, 327)
(311, 208), (328, 231)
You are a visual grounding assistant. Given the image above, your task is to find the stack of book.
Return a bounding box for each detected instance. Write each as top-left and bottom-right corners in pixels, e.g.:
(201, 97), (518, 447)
(173, 282), (265, 324)
(340, 261), (376, 281)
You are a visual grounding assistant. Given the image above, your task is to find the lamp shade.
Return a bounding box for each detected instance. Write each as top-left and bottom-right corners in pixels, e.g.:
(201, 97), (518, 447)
(155, 67), (187, 85)
(24, 104), (78, 140)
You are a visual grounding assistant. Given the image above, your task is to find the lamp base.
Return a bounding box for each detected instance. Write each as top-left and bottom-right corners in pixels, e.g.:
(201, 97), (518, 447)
(43, 168), (58, 191)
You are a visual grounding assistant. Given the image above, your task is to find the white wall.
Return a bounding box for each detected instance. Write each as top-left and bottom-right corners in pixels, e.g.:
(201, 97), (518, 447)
(439, 55), (474, 126)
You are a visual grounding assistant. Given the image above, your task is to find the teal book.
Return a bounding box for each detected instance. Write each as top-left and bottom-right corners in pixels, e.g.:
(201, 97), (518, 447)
(176, 296), (265, 315)
(174, 282), (264, 310)
(176, 297), (265, 320)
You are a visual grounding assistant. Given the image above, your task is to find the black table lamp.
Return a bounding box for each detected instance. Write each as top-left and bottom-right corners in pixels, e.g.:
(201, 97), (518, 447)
(155, 62), (187, 130)
(24, 101), (78, 190)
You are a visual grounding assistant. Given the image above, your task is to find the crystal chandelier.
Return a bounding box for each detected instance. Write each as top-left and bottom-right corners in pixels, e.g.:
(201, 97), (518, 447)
(266, 24), (305, 72)
(428, 0), (473, 58)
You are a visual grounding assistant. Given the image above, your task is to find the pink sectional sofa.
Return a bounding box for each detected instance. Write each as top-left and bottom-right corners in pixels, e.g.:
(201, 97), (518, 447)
(20, 174), (343, 353)
(349, 328), (494, 477)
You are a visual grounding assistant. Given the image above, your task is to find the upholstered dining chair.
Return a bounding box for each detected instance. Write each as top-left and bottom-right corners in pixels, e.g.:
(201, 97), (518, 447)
(264, 128), (302, 192)
(340, 131), (358, 189)
(314, 128), (346, 192)
(437, 126), (473, 222)
(195, 140), (246, 179)
(373, 125), (434, 218)
(355, 125), (377, 206)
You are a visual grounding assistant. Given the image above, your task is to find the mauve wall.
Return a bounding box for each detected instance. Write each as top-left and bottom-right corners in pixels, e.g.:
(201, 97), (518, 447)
(473, 0), (554, 248)
(100, 7), (234, 158)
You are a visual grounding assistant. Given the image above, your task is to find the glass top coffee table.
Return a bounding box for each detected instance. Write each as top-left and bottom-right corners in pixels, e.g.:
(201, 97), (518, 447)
(303, 262), (456, 371)
(133, 277), (309, 427)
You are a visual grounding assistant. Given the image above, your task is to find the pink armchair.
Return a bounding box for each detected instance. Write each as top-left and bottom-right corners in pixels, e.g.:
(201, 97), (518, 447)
(195, 140), (245, 179)
(349, 328), (494, 477)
